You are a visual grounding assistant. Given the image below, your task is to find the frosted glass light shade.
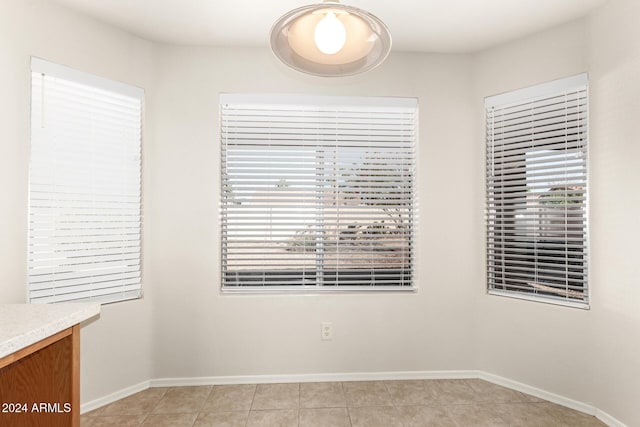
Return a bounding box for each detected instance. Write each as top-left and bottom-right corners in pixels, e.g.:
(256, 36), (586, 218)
(270, 2), (392, 77)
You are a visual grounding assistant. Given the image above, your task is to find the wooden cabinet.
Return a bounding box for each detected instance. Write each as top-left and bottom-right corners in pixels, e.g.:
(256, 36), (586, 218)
(0, 325), (80, 427)
(0, 304), (99, 427)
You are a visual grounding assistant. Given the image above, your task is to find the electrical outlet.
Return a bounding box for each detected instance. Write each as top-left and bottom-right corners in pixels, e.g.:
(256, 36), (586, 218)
(321, 322), (333, 341)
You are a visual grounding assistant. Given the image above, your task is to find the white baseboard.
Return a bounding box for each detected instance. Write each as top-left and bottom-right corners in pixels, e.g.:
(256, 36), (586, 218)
(150, 369), (479, 387)
(81, 380), (149, 414)
(595, 408), (629, 427)
(478, 372), (628, 427)
(81, 370), (629, 426)
(478, 372), (595, 415)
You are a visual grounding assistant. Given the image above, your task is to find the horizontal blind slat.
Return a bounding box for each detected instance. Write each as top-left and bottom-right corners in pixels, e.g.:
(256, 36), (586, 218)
(28, 61), (143, 304)
(486, 75), (588, 304)
(222, 95), (416, 289)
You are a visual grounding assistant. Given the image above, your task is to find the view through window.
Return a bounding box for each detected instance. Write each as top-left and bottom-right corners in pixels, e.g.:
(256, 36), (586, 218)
(221, 95), (417, 290)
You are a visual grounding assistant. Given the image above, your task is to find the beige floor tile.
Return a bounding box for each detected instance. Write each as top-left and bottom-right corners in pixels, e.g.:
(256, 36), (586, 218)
(300, 382), (346, 408)
(431, 379), (479, 405)
(537, 402), (606, 426)
(252, 383), (300, 410)
(299, 407), (350, 427)
(396, 405), (457, 427)
(445, 403), (510, 427)
(517, 392), (547, 403)
(247, 409), (298, 427)
(465, 379), (528, 403)
(82, 382), (604, 427)
(165, 386), (213, 399)
(203, 384), (257, 412)
(193, 411), (249, 427)
(99, 388), (168, 416)
(384, 380), (437, 406)
(152, 386), (212, 414)
(343, 381), (391, 407)
(495, 402), (560, 426)
(86, 414), (146, 426)
(498, 402), (606, 427)
(141, 412), (198, 426)
(83, 407), (108, 417)
(348, 406), (403, 427)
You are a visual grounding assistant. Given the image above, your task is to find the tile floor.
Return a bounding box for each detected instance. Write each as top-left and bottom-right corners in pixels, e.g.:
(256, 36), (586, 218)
(81, 379), (606, 426)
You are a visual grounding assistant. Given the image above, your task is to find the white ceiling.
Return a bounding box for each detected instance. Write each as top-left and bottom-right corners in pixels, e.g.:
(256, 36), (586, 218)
(50, 0), (609, 53)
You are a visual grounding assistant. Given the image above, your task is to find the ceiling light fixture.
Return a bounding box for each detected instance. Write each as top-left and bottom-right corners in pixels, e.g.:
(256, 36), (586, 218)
(270, 0), (392, 77)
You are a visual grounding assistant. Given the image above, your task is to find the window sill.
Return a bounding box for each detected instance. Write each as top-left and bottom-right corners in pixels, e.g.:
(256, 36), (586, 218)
(488, 289), (589, 310)
(221, 286), (417, 295)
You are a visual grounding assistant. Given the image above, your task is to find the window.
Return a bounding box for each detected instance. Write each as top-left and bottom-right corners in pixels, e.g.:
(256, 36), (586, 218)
(28, 58), (143, 304)
(220, 94), (417, 291)
(485, 74), (588, 308)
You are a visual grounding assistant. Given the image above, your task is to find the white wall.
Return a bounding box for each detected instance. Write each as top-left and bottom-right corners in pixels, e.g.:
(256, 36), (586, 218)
(148, 46), (479, 379)
(474, 4), (640, 424)
(0, 0), (155, 403)
(473, 16), (594, 403)
(587, 0), (640, 424)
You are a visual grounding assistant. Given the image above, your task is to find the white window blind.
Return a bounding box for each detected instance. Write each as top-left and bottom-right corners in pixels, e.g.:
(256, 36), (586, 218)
(485, 74), (588, 308)
(220, 94), (417, 290)
(28, 58), (144, 304)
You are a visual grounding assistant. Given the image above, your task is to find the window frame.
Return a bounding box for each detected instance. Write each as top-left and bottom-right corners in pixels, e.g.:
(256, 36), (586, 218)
(485, 74), (589, 309)
(219, 94), (418, 293)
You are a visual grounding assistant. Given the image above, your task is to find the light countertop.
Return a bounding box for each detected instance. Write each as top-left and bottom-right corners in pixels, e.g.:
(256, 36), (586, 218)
(0, 303), (100, 359)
